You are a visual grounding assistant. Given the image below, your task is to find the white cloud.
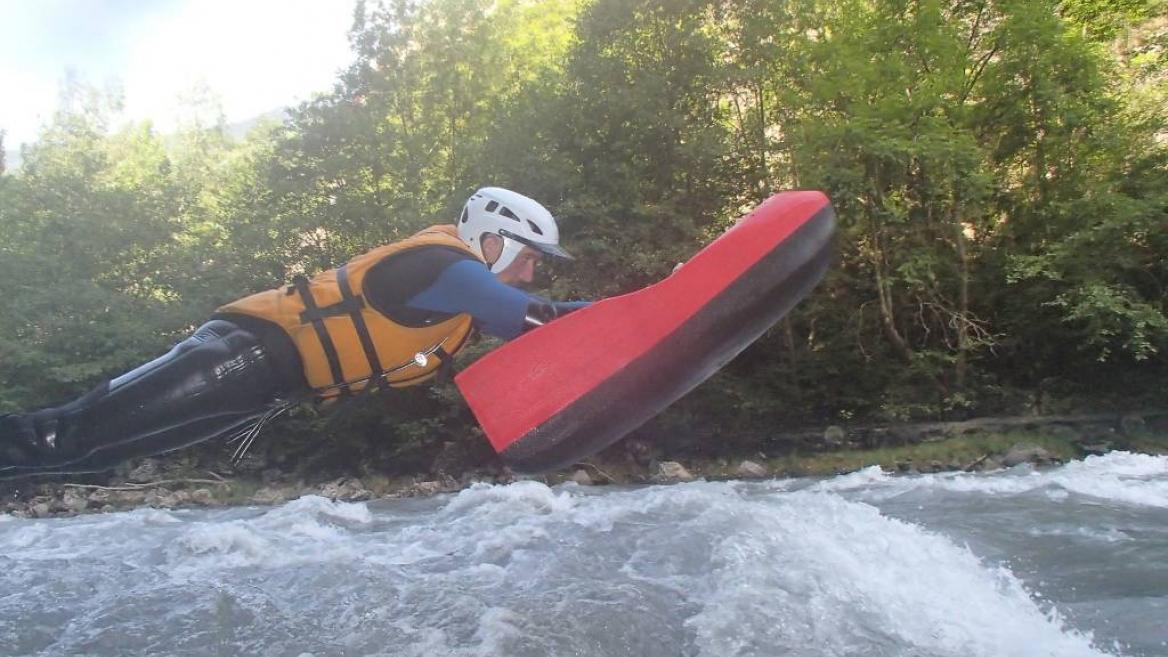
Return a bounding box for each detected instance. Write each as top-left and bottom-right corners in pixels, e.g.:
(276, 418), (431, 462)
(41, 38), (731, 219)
(123, 0), (356, 131)
(1, 0), (356, 146)
(0, 70), (57, 146)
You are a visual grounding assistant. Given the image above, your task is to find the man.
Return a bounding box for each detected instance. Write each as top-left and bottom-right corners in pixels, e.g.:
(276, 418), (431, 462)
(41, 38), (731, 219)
(0, 187), (588, 478)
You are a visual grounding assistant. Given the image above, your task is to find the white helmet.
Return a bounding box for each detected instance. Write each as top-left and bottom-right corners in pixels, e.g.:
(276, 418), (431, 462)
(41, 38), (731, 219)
(457, 187), (573, 273)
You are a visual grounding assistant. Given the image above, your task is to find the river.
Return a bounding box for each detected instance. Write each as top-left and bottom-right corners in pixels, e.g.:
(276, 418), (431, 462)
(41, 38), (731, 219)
(2, 451), (1166, 657)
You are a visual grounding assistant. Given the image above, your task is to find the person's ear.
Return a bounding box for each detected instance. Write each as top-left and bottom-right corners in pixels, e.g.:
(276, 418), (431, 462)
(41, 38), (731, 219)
(481, 234), (503, 266)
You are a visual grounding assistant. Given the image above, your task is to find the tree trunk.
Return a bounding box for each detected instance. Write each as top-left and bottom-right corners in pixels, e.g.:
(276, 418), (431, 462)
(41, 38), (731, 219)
(955, 206), (969, 389)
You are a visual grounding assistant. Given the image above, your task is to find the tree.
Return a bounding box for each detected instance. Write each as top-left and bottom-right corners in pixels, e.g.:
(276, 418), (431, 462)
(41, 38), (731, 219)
(0, 81), (187, 410)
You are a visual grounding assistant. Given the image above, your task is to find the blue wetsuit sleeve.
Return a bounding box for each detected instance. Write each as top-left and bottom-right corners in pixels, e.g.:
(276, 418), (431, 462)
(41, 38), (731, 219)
(405, 260), (533, 339)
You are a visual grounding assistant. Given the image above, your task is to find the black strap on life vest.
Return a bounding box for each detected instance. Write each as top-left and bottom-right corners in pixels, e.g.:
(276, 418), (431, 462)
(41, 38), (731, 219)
(431, 346), (455, 385)
(336, 265), (389, 392)
(288, 274), (350, 397)
(291, 265), (390, 395)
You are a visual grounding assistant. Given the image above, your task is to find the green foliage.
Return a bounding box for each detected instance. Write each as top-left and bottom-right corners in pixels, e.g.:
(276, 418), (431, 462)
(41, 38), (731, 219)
(0, 84), (189, 409)
(1059, 0), (1160, 41)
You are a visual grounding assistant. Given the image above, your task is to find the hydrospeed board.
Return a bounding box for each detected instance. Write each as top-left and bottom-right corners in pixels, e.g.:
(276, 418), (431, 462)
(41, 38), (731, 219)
(455, 190), (836, 472)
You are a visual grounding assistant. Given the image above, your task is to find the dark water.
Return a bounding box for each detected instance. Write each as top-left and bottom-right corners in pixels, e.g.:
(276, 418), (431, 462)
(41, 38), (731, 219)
(1, 451), (1165, 657)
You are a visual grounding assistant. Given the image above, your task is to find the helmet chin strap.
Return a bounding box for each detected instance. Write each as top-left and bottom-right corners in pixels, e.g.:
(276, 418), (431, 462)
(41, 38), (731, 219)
(477, 232), (524, 274)
(489, 236), (524, 274)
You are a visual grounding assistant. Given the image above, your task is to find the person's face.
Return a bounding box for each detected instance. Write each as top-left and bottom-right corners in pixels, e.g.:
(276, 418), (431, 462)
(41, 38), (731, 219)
(497, 246), (542, 286)
(482, 234), (542, 286)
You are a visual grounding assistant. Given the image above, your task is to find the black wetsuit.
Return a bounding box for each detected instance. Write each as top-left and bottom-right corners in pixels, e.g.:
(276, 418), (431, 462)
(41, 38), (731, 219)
(0, 246), (587, 478)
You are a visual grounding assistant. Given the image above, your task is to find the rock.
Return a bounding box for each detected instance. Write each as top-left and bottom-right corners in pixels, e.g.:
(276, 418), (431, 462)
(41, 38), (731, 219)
(61, 490), (89, 514)
(31, 495), (61, 514)
(261, 468), (284, 485)
(87, 489), (111, 506)
(963, 454), (989, 471)
(895, 460), (914, 473)
(570, 469), (594, 486)
(251, 486), (290, 505)
(191, 489), (215, 505)
(320, 477), (372, 501)
(654, 461), (694, 483)
(144, 489), (178, 508)
(113, 490), (147, 506)
(411, 480), (444, 496)
(127, 459), (161, 484)
(1003, 444), (1052, 468)
(318, 479), (344, 499)
(972, 455), (1004, 472)
(735, 460), (768, 478)
(824, 425), (847, 446)
(494, 468), (517, 486)
(30, 501), (52, 518)
(624, 439), (655, 467)
(1120, 414), (1147, 436)
(1078, 441), (1113, 456)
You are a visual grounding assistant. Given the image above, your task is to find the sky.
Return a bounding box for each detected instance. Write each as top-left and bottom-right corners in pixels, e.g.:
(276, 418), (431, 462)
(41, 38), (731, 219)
(0, 0), (358, 147)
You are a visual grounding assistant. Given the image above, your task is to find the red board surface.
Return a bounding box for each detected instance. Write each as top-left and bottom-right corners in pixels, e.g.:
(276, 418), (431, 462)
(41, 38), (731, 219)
(456, 190), (834, 470)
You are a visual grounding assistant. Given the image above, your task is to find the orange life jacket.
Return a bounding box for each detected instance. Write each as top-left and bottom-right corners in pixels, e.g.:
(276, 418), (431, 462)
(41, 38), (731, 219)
(217, 225), (478, 398)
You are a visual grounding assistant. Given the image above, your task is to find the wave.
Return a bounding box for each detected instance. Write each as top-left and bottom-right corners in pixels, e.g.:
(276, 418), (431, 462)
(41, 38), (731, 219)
(805, 451), (1168, 509)
(0, 465), (1141, 655)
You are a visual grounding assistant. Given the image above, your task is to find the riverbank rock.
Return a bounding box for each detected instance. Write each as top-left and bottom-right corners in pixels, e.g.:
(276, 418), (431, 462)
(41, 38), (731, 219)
(571, 469), (594, 486)
(143, 489), (180, 508)
(1003, 444), (1053, 467)
(736, 460), (769, 478)
(87, 489), (111, 507)
(61, 489), (89, 514)
(113, 489), (148, 507)
(654, 461), (694, 483)
(319, 477), (372, 501)
(963, 454), (1004, 472)
(251, 486), (293, 505)
(1078, 441), (1113, 456)
(409, 480), (445, 496)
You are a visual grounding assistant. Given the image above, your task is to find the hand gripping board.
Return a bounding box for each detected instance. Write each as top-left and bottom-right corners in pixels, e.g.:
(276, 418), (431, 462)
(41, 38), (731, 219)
(455, 190), (836, 473)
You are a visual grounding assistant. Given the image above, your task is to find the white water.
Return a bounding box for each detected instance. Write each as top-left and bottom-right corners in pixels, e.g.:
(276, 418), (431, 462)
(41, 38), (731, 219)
(1, 452), (1166, 656)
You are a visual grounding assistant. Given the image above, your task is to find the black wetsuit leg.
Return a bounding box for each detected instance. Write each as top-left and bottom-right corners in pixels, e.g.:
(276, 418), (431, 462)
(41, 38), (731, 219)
(0, 320), (305, 478)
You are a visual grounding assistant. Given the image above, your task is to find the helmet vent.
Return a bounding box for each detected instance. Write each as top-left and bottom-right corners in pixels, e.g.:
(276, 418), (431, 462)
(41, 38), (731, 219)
(460, 207), (469, 223)
(499, 206), (519, 221)
(527, 220), (543, 235)
(485, 201), (499, 212)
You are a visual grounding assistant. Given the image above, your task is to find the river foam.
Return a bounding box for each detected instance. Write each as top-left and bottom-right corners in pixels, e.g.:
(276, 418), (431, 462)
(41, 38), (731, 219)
(804, 451), (1168, 509)
(2, 456), (1160, 656)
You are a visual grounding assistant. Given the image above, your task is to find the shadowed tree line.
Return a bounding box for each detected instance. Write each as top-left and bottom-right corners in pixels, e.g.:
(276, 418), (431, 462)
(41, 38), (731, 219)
(1, 0), (1165, 470)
